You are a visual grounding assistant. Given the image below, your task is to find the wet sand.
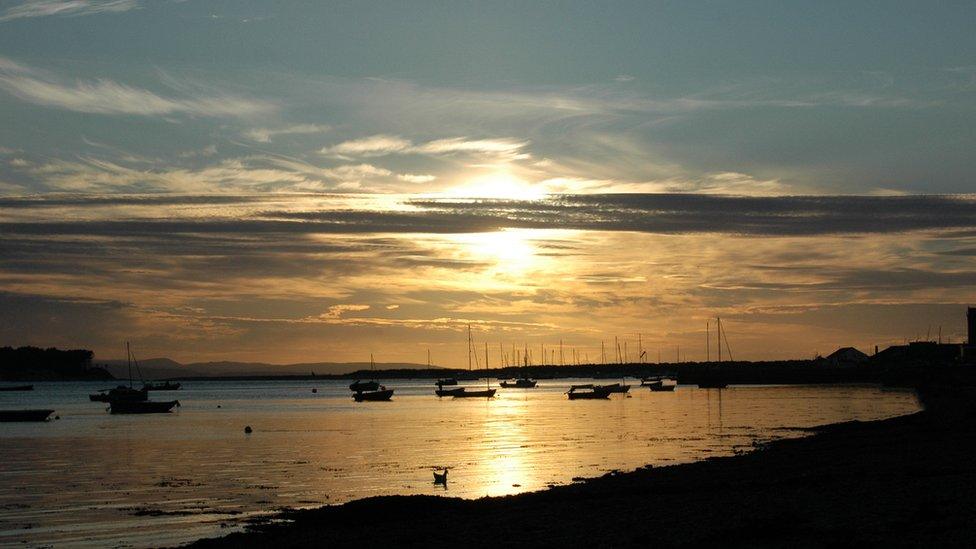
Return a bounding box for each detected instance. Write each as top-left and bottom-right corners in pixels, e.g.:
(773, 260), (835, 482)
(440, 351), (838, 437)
(190, 391), (976, 548)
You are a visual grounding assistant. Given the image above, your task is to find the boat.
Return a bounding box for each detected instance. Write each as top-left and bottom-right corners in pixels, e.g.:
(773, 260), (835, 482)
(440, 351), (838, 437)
(649, 381), (677, 392)
(90, 385), (148, 402)
(353, 354), (395, 402)
(143, 381), (181, 391)
(109, 400), (180, 414)
(453, 388), (497, 398)
(698, 317), (731, 389)
(567, 384), (612, 400)
(451, 326), (496, 399)
(594, 382), (630, 393)
(436, 378), (458, 386)
(0, 409), (54, 422)
(0, 384), (33, 391)
(435, 386), (467, 397)
(349, 380), (380, 392)
(353, 387), (394, 402)
(500, 378), (537, 388)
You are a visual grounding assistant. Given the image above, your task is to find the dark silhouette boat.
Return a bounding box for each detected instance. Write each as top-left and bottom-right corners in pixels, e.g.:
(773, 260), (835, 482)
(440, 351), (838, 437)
(499, 378), (537, 388)
(450, 326), (496, 399)
(349, 380), (380, 392)
(353, 355), (394, 401)
(452, 388), (497, 398)
(0, 384), (33, 391)
(0, 409), (53, 422)
(109, 400), (180, 414)
(649, 381), (677, 392)
(90, 385), (148, 402)
(435, 386), (466, 397)
(595, 382), (630, 393)
(567, 384), (612, 400)
(353, 387), (394, 402)
(143, 381), (181, 391)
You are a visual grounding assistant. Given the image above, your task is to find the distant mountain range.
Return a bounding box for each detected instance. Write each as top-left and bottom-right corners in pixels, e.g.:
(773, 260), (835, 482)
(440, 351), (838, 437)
(98, 358), (438, 380)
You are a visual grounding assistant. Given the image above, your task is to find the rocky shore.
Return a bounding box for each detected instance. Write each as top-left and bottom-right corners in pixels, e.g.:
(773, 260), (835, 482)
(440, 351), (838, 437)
(190, 387), (976, 548)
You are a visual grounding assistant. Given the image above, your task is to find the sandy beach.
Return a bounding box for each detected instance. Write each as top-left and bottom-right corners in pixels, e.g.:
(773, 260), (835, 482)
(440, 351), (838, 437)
(190, 386), (976, 548)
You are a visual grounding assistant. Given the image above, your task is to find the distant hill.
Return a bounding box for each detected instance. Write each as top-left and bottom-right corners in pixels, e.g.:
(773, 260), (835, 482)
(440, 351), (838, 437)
(100, 358), (439, 380)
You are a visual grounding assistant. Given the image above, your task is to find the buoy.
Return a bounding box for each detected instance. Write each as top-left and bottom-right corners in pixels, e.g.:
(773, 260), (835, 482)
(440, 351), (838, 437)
(312, 388), (317, 393)
(244, 426), (252, 434)
(54, 415), (60, 420)
(217, 405), (221, 408)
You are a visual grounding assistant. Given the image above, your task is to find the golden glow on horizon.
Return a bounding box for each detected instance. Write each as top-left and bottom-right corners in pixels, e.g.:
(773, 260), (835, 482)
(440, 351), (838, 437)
(444, 172), (547, 200)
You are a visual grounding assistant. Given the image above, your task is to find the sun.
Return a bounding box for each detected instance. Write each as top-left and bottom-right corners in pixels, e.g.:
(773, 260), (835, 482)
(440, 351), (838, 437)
(444, 172), (547, 200)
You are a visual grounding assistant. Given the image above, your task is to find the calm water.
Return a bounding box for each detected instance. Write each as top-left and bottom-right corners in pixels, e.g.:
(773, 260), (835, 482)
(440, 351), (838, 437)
(0, 380), (919, 547)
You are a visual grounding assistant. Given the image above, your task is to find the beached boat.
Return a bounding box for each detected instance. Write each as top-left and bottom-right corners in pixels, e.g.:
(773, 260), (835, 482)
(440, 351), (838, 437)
(143, 381), (181, 391)
(0, 409), (54, 422)
(109, 400), (180, 414)
(567, 384), (612, 400)
(0, 384), (33, 391)
(353, 387), (394, 402)
(595, 383), (631, 393)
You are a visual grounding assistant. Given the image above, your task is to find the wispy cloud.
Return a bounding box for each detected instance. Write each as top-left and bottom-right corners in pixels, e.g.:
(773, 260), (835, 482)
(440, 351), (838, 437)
(320, 134), (529, 160)
(243, 124), (331, 143)
(0, 0), (138, 23)
(0, 56), (274, 117)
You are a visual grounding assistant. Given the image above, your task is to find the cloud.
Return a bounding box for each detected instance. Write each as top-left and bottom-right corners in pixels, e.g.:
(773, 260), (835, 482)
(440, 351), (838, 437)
(320, 134), (529, 160)
(0, 56), (274, 117)
(2, 193), (975, 237)
(321, 304), (370, 318)
(243, 124), (331, 143)
(397, 173), (436, 184)
(0, 0), (138, 22)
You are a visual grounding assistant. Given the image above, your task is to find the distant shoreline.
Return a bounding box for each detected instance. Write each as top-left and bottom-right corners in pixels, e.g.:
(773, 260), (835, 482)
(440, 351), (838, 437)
(188, 380), (976, 548)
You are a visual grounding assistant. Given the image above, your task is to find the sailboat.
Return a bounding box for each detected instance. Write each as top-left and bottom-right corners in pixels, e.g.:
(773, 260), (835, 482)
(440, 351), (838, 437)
(567, 384), (612, 400)
(499, 345), (537, 388)
(699, 318), (730, 389)
(106, 343), (179, 414)
(453, 328), (496, 398)
(89, 342), (148, 403)
(349, 355), (381, 392)
(353, 354), (394, 402)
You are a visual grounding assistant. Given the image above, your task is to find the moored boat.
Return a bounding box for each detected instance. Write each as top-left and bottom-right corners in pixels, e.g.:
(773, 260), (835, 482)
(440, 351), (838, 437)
(499, 378), (537, 388)
(90, 385), (148, 402)
(109, 400), (180, 414)
(0, 384), (33, 391)
(649, 382), (677, 392)
(594, 383), (630, 393)
(353, 387), (394, 402)
(0, 409), (54, 422)
(452, 388), (497, 398)
(435, 386), (466, 397)
(349, 380), (380, 392)
(143, 381), (181, 391)
(567, 384), (612, 400)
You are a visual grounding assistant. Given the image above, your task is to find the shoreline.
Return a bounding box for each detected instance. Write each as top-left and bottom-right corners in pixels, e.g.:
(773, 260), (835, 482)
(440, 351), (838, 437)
(188, 387), (976, 548)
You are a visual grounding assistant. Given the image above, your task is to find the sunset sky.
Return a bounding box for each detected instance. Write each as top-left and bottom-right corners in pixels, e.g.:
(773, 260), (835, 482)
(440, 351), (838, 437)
(1, 1), (975, 365)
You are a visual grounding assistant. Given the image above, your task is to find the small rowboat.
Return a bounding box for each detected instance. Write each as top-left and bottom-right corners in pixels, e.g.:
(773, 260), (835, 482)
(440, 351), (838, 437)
(0, 409), (54, 422)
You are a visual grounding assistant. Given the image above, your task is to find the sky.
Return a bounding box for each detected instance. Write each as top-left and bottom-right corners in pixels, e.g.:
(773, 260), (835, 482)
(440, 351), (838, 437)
(1, 1), (975, 365)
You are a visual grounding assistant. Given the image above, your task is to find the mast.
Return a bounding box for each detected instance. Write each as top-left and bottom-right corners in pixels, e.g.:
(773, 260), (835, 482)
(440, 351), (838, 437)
(707, 320), (710, 362)
(717, 318), (722, 363)
(485, 342), (490, 390)
(126, 341), (132, 388)
(467, 324), (472, 371)
(427, 348), (430, 368)
(638, 333), (643, 364)
(370, 353), (375, 381)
